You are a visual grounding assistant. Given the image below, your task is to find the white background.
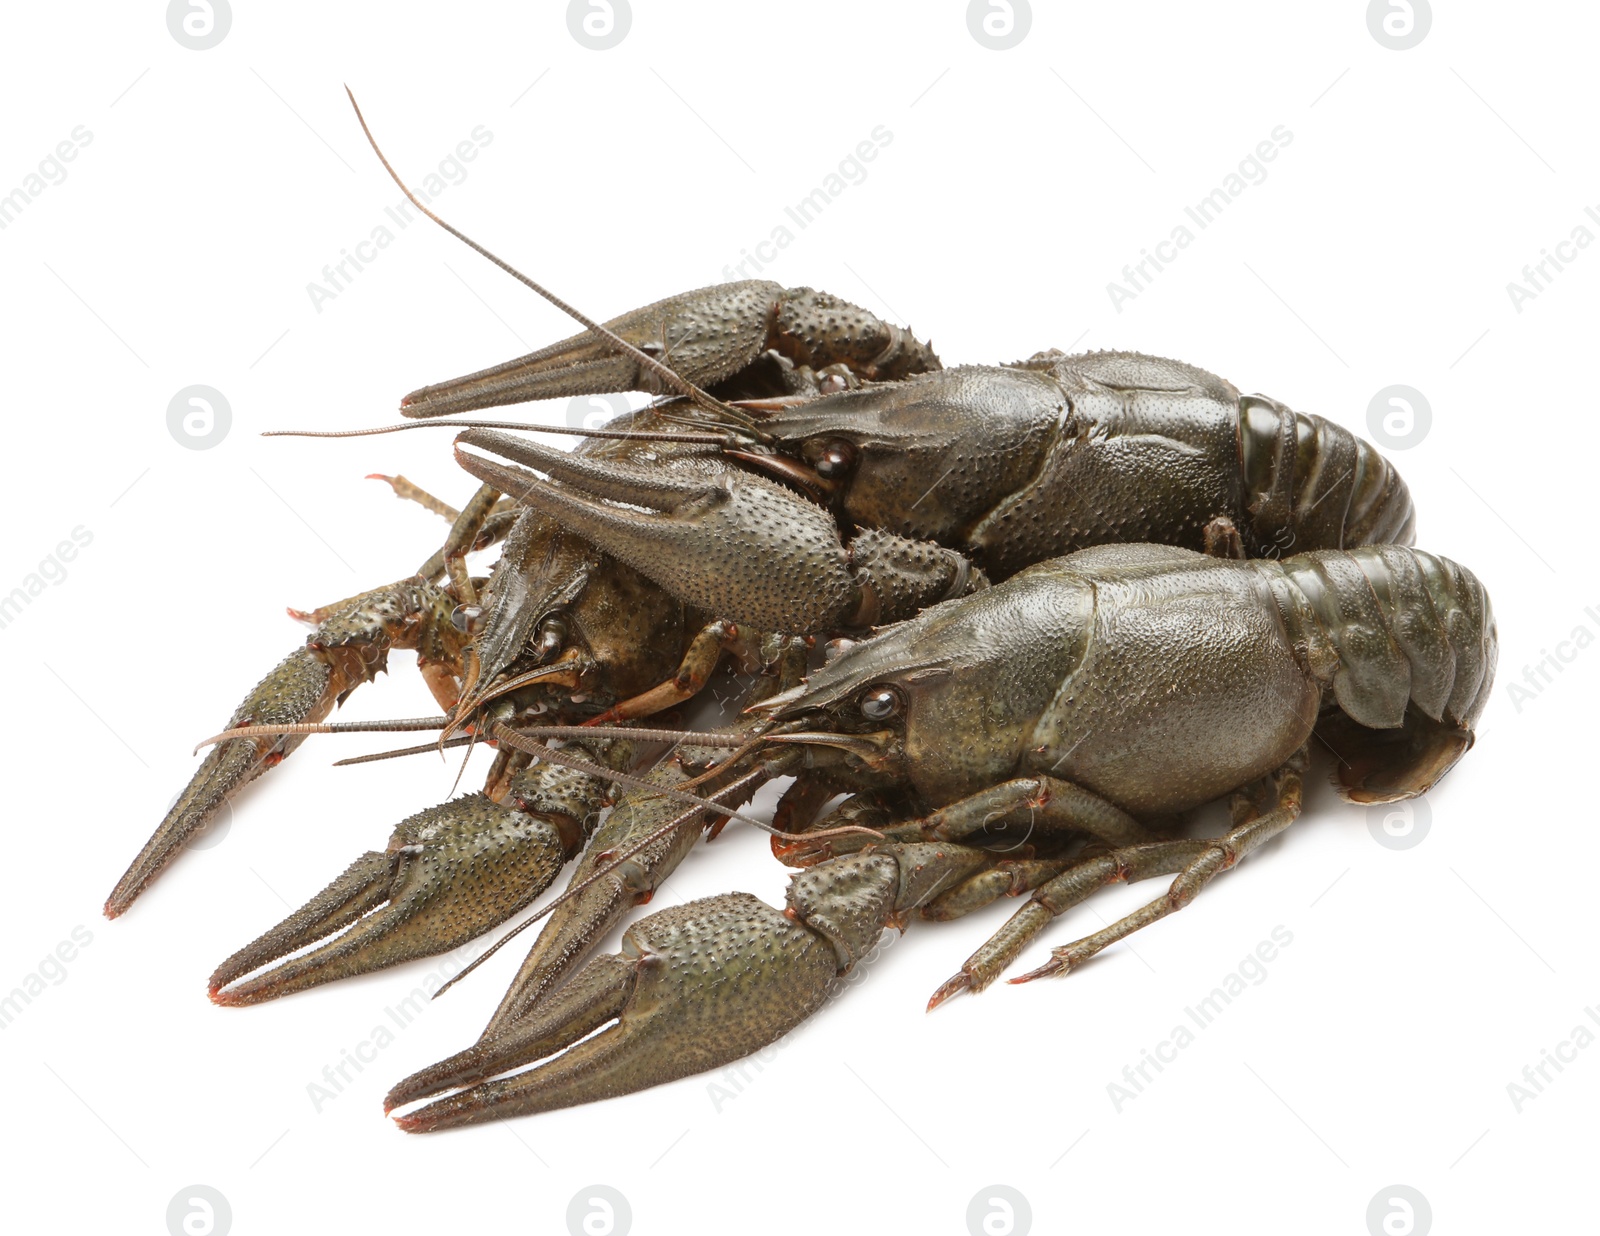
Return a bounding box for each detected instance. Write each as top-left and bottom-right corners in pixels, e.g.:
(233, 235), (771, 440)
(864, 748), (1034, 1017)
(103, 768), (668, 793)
(1, 2), (1594, 1233)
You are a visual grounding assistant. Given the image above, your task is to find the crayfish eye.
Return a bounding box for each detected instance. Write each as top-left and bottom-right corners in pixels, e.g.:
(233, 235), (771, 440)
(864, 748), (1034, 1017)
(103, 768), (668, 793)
(533, 612), (569, 662)
(450, 604), (483, 634)
(858, 684), (904, 721)
(814, 438), (857, 480)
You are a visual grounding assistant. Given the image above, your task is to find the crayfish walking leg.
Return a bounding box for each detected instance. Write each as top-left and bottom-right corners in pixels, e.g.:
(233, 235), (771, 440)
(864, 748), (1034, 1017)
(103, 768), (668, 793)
(932, 749), (1308, 1000)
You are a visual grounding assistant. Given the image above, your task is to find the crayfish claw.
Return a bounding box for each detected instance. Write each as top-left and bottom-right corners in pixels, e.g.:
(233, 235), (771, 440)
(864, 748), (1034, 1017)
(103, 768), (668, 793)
(385, 951), (634, 1116)
(399, 281), (939, 417)
(209, 790), (576, 1005)
(392, 844), (993, 1127)
(107, 580), (465, 916)
(209, 849), (393, 1001)
(392, 893), (837, 1131)
(479, 795), (695, 1038)
(478, 711), (790, 1039)
(401, 281), (783, 416)
(105, 646), (340, 918)
(455, 431), (859, 632)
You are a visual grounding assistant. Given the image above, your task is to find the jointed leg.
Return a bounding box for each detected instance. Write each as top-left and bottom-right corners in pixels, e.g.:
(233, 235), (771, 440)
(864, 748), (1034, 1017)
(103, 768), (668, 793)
(371, 474), (520, 591)
(927, 838), (1212, 1007)
(1203, 514), (1246, 560)
(1015, 746), (1309, 982)
(910, 775), (1163, 850)
(926, 749), (1310, 1005)
(770, 790), (899, 863)
(580, 620), (743, 726)
(790, 775), (1164, 871)
(434, 482), (501, 606)
(920, 852), (1081, 922)
(370, 472), (464, 521)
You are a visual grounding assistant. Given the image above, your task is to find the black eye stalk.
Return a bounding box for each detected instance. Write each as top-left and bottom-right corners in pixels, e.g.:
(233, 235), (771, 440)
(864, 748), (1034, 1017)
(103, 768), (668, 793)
(859, 684), (904, 720)
(814, 438), (856, 480)
(533, 613), (569, 663)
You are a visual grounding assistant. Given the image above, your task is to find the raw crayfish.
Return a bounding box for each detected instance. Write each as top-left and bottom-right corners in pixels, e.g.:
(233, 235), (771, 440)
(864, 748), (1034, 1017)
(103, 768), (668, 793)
(387, 541), (1494, 1130)
(104, 93), (1493, 1133)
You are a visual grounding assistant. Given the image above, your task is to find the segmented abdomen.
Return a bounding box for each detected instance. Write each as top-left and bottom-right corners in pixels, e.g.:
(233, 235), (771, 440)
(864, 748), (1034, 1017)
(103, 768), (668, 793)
(1239, 395), (1415, 557)
(1271, 545), (1496, 732)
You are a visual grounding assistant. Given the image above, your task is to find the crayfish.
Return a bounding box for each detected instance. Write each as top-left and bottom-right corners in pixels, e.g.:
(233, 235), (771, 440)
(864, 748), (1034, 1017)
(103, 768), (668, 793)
(106, 92), (1496, 1131)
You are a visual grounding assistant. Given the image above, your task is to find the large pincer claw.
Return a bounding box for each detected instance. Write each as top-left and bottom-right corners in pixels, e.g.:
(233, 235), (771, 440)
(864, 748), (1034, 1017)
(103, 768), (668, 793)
(387, 843), (990, 1129)
(105, 646), (348, 918)
(106, 581), (459, 918)
(476, 784), (702, 1039)
(209, 786), (582, 1006)
(398, 281), (941, 417)
(388, 893), (837, 1131)
(477, 727), (784, 1038)
(454, 429), (860, 632)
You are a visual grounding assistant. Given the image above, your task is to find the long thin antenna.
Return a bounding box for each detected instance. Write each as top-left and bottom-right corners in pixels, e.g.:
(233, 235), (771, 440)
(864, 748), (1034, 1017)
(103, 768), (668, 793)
(335, 735), (476, 766)
(485, 723), (777, 833)
(344, 87), (752, 427)
(265, 420), (731, 445)
(194, 715), (451, 753)
(430, 766), (768, 998)
(511, 724), (748, 746)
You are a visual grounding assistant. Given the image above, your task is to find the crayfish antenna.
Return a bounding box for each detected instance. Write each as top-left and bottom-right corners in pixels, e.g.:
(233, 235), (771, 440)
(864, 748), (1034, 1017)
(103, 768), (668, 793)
(343, 86), (763, 433)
